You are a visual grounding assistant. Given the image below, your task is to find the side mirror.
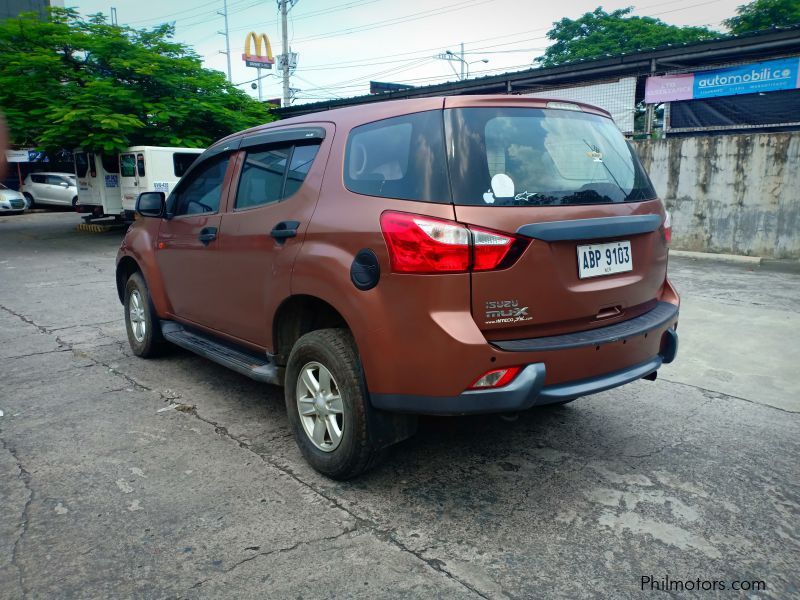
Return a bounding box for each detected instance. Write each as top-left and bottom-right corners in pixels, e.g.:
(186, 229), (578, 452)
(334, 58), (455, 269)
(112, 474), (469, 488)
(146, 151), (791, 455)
(136, 191), (165, 218)
(60, 181), (70, 188)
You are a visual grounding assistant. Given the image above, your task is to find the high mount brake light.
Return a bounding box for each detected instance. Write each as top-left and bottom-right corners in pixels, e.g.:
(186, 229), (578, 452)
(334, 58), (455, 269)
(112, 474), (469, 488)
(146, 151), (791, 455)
(380, 211), (527, 274)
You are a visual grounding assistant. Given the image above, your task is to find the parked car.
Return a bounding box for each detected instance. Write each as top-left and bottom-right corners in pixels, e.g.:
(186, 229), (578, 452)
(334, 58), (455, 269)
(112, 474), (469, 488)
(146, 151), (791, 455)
(0, 182), (27, 213)
(23, 172), (78, 208)
(116, 96), (679, 479)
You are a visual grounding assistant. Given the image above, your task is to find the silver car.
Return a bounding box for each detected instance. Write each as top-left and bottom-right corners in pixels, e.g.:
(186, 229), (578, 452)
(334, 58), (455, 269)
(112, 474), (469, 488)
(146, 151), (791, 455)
(0, 183), (27, 214)
(23, 172), (78, 208)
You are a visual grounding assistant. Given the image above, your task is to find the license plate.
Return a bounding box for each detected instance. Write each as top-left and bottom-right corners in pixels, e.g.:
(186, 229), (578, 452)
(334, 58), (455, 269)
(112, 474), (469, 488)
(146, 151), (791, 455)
(577, 241), (632, 279)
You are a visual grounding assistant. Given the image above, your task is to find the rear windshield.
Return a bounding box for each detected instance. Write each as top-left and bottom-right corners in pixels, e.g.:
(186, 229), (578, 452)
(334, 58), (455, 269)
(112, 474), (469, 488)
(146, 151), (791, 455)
(75, 153), (89, 178)
(445, 107), (656, 206)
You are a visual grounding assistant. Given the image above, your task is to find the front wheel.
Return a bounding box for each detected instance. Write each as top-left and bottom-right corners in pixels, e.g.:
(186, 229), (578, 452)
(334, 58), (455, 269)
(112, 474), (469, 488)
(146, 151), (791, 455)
(23, 193), (34, 209)
(124, 272), (165, 357)
(285, 329), (384, 480)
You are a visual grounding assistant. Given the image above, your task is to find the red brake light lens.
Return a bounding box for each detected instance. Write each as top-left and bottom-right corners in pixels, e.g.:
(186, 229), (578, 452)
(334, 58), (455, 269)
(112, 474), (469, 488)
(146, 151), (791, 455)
(469, 366), (522, 390)
(380, 212), (470, 273)
(380, 211), (525, 274)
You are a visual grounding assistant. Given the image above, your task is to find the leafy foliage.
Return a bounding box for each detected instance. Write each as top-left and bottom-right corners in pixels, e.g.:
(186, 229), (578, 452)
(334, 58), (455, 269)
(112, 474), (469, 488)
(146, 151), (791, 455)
(0, 8), (273, 152)
(723, 0), (800, 34)
(537, 7), (719, 67)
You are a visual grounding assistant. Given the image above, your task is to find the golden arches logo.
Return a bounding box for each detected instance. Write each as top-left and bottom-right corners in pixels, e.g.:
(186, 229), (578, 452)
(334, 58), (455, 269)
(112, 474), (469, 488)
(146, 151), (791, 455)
(242, 32), (274, 67)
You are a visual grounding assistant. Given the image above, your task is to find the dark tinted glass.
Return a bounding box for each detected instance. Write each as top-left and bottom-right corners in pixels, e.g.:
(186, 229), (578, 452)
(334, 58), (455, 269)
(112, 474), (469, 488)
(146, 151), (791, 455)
(283, 144), (319, 198)
(445, 107), (657, 206)
(235, 146), (290, 210)
(137, 154), (145, 177)
(120, 154), (136, 178)
(47, 175), (66, 185)
(101, 154), (119, 174)
(31, 174), (45, 184)
(172, 155), (229, 216)
(75, 153), (89, 177)
(173, 152), (199, 178)
(344, 110), (449, 203)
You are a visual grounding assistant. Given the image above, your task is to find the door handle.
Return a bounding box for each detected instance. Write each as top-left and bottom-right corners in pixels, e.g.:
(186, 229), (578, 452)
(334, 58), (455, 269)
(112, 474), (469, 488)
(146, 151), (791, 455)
(270, 220), (300, 242)
(198, 226), (218, 245)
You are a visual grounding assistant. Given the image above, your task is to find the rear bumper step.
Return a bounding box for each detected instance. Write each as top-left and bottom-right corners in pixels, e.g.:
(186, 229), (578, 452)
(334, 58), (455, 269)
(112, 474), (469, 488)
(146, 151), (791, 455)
(370, 328), (678, 416)
(491, 301), (678, 352)
(160, 321), (281, 385)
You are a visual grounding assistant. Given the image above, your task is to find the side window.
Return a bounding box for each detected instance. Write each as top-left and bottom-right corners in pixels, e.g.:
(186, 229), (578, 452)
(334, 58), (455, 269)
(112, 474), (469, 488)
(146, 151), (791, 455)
(171, 155), (229, 217)
(101, 154), (119, 174)
(234, 145), (291, 210)
(284, 144), (320, 198)
(47, 175), (65, 186)
(173, 152), (200, 178)
(344, 110), (449, 203)
(120, 154), (136, 178)
(31, 174), (45, 184)
(88, 153), (97, 178)
(137, 154), (145, 177)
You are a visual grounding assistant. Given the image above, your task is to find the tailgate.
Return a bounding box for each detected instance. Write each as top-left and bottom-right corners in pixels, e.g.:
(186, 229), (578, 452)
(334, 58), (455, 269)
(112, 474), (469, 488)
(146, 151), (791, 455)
(443, 99), (670, 340)
(455, 202), (668, 340)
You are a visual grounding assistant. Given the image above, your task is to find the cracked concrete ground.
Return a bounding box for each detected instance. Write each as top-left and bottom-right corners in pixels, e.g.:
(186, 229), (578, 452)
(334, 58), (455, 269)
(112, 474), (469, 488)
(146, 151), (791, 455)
(0, 212), (798, 599)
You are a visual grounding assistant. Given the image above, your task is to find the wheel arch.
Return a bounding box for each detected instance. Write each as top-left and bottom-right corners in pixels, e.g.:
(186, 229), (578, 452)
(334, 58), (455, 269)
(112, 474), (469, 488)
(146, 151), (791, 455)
(272, 294), (350, 366)
(115, 256), (141, 304)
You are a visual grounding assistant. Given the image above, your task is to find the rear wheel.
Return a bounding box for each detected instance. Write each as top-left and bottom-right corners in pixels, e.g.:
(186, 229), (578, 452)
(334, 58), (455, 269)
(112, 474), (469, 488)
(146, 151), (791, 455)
(124, 272), (165, 357)
(285, 329), (384, 480)
(71, 196), (78, 208)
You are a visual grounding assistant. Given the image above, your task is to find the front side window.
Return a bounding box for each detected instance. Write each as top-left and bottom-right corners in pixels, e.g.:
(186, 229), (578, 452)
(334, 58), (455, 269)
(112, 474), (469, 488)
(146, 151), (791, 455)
(120, 154), (136, 178)
(173, 152), (199, 178)
(344, 111), (449, 203)
(445, 107), (656, 206)
(47, 175), (66, 186)
(171, 155), (229, 216)
(31, 174), (45, 184)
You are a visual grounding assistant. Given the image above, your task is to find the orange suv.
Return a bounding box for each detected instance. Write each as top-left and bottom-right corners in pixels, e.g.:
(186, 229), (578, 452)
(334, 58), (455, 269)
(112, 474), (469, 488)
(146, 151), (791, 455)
(116, 96), (679, 479)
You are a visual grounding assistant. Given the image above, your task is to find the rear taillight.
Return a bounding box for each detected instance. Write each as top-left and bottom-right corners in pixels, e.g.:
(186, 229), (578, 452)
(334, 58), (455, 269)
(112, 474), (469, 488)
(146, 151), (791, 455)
(663, 209), (672, 244)
(380, 211), (526, 274)
(469, 366), (521, 390)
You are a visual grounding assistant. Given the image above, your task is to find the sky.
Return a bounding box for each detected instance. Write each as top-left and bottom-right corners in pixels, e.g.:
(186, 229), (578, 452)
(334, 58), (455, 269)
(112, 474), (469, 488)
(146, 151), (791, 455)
(66, 0), (746, 105)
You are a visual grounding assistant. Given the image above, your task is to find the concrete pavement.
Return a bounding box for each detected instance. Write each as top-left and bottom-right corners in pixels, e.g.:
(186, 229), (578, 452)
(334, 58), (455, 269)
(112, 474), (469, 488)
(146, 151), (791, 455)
(1, 212), (798, 599)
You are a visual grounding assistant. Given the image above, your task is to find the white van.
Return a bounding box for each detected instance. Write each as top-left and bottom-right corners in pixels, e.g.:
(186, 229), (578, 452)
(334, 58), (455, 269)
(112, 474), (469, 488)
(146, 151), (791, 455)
(119, 147), (203, 217)
(74, 151), (123, 219)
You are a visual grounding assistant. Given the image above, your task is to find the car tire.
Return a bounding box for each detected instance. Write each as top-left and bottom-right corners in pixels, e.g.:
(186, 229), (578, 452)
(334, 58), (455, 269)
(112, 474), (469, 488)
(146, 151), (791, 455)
(72, 196), (78, 208)
(124, 272), (165, 358)
(285, 328), (384, 480)
(23, 193), (34, 209)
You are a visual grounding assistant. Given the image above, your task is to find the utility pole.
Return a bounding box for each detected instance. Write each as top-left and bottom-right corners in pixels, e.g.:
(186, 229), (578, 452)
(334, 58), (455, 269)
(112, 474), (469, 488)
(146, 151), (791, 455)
(110, 6), (118, 26)
(460, 42), (465, 81)
(218, 0), (232, 82)
(279, 0), (292, 107)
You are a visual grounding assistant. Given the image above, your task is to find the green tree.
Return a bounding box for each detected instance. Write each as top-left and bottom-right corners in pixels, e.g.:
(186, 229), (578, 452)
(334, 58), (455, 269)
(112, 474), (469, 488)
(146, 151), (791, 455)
(0, 8), (273, 152)
(537, 7), (719, 67)
(724, 0), (800, 34)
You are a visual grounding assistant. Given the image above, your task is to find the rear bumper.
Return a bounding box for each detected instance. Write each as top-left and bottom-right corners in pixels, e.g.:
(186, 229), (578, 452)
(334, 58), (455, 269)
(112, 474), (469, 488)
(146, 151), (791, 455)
(370, 314), (679, 416)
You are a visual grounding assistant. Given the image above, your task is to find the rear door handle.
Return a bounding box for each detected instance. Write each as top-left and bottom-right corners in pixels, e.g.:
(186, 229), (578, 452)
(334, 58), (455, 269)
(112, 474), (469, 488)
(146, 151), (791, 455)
(271, 220), (300, 242)
(198, 226), (218, 245)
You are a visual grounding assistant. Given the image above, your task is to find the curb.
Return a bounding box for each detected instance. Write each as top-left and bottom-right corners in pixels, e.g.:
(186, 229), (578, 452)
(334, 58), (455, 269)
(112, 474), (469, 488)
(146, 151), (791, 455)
(76, 222), (126, 233)
(669, 250), (762, 266)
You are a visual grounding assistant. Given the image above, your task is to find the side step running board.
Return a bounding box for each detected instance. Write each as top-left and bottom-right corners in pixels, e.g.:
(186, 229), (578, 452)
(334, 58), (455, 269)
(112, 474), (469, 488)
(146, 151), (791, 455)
(160, 321), (281, 386)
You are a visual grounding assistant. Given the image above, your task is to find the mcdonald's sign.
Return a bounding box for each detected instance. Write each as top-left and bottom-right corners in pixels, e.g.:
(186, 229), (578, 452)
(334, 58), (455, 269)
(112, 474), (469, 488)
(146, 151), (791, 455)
(242, 32), (274, 69)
